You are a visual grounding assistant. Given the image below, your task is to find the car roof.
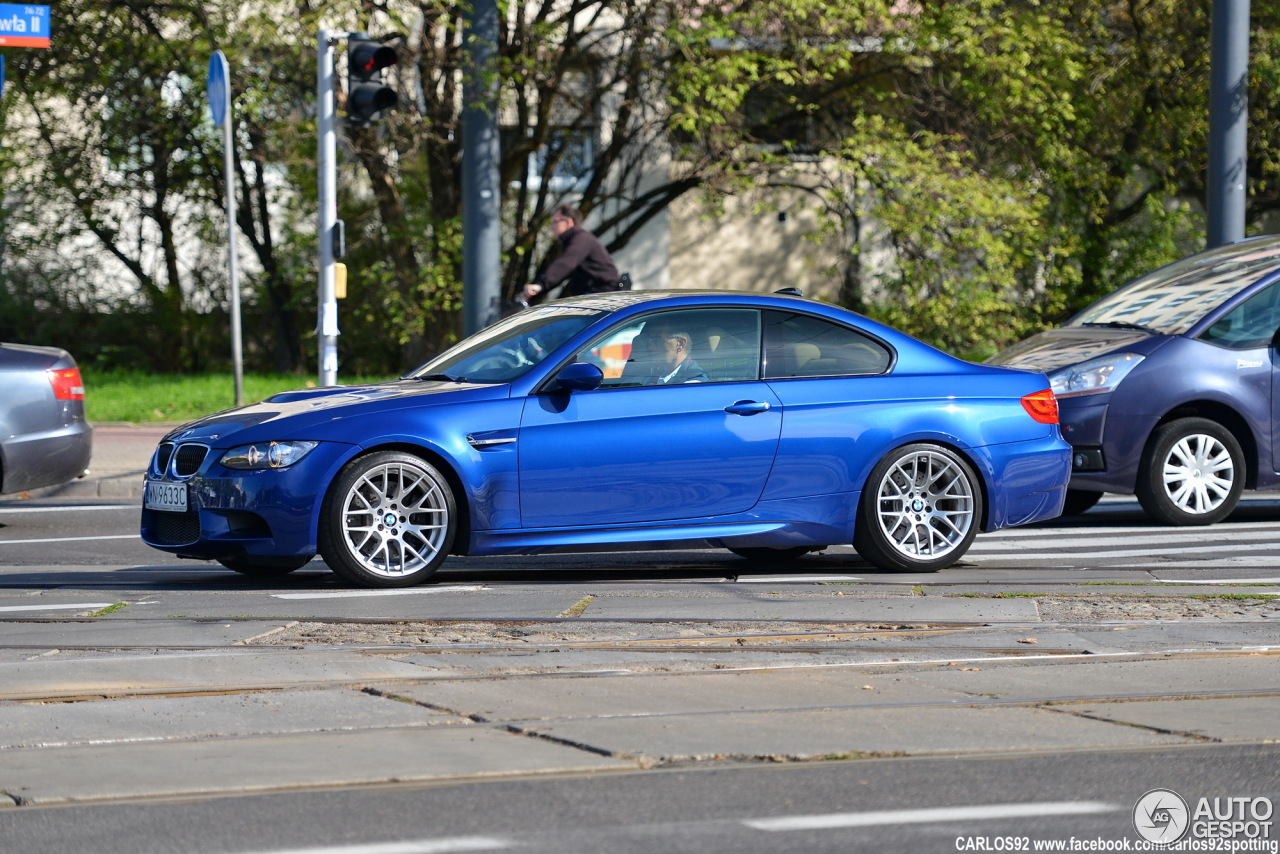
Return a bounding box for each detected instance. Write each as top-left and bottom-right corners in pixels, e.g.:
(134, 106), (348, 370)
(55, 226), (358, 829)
(551, 289), (814, 311)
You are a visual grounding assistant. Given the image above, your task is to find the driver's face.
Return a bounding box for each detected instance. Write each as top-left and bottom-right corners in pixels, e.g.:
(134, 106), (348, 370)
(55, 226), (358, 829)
(637, 327), (683, 367)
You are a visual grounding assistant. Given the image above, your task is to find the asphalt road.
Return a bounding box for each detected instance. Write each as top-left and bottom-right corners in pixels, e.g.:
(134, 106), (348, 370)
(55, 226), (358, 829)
(1, 744), (1276, 854)
(0, 495), (1277, 854)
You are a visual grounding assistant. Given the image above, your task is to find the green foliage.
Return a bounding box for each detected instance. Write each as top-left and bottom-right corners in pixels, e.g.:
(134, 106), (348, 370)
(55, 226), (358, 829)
(3, 0), (1280, 370)
(85, 370), (397, 424)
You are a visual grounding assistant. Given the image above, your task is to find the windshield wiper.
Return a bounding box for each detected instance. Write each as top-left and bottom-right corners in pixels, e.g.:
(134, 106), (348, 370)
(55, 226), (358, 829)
(414, 373), (464, 382)
(1082, 321), (1160, 335)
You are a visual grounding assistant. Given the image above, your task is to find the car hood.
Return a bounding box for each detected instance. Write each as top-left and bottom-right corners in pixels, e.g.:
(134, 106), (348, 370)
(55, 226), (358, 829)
(987, 327), (1155, 373)
(162, 380), (507, 445)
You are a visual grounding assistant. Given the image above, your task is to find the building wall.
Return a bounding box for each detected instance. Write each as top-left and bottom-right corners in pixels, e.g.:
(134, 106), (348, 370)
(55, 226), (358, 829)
(664, 172), (849, 302)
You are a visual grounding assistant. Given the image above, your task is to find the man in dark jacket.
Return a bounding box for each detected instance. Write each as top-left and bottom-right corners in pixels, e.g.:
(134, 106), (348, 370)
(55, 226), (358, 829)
(522, 205), (619, 302)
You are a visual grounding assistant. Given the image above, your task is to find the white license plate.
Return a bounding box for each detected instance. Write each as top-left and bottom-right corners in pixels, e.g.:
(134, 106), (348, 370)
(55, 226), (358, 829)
(145, 480), (188, 512)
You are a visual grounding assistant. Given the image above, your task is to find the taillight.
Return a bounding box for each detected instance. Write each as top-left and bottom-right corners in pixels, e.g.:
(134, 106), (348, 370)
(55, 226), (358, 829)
(1020, 388), (1058, 424)
(47, 367), (85, 401)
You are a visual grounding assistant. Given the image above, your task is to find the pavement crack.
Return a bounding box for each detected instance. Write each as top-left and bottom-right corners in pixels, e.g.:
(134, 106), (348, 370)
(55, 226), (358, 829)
(1039, 705), (1221, 743)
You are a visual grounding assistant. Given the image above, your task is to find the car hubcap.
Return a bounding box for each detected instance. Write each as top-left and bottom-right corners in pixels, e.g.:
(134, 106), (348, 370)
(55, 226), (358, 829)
(340, 462), (449, 578)
(1163, 433), (1234, 515)
(876, 451), (975, 559)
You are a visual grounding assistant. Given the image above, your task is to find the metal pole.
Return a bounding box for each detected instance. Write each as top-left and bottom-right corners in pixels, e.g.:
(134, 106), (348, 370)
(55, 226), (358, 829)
(317, 30), (340, 385)
(462, 0), (502, 336)
(217, 55), (244, 407)
(1206, 0), (1250, 248)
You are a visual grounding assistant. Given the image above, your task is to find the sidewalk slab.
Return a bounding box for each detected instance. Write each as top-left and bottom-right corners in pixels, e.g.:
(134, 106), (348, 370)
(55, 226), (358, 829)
(0, 649), (439, 700)
(387, 668), (968, 721)
(521, 703), (1196, 762)
(0, 725), (633, 806)
(1054, 697), (1280, 742)
(0, 687), (465, 750)
(900, 654), (1280, 702)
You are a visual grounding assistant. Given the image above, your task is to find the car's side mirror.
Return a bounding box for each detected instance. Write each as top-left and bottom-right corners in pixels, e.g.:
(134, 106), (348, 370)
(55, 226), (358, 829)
(553, 362), (604, 392)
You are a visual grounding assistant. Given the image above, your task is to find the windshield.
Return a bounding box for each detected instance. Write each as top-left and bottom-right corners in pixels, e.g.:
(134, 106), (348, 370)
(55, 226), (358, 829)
(405, 306), (604, 384)
(1069, 237), (1280, 335)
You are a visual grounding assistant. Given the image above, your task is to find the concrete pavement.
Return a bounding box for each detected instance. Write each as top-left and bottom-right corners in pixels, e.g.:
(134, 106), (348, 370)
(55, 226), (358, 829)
(0, 638), (1276, 807)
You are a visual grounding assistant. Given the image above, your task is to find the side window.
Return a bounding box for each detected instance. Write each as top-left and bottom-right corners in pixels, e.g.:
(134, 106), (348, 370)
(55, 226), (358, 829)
(762, 311), (892, 379)
(574, 308), (761, 387)
(1201, 283), (1280, 350)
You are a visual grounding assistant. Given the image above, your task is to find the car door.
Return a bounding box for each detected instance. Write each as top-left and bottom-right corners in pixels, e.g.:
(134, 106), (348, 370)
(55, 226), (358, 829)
(1196, 282), (1280, 468)
(517, 308), (782, 528)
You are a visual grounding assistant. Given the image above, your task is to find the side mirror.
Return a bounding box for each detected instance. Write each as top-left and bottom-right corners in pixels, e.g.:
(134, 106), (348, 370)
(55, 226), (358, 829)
(553, 361), (604, 392)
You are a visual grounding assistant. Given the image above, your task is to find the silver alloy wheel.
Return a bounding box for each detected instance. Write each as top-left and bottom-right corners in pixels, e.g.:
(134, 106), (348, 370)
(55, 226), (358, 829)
(874, 449), (976, 560)
(1160, 432), (1235, 515)
(337, 460), (451, 579)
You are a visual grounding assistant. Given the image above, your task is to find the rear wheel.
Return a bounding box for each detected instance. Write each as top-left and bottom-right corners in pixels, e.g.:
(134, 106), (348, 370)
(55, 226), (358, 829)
(218, 556), (311, 577)
(318, 451), (457, 587)
(1136, 418), (1244, 525)
(855, 443), (981, 572)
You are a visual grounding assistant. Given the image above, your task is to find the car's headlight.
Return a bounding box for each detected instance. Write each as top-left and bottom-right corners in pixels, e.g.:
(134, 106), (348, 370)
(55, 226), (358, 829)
(219, 440), (319, 470)
(1049, 353), (1144, 398)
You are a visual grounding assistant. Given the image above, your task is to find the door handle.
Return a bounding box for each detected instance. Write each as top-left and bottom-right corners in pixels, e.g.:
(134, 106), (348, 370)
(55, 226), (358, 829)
(725, 400), (772, 416)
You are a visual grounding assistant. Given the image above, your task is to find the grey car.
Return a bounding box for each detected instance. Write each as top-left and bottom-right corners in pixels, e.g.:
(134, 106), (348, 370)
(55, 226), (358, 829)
(0, 343), (93, 495)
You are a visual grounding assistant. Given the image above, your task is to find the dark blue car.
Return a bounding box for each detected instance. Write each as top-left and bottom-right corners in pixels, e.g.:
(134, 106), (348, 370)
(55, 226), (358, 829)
(990, 234), (1280, 525)
(141, 290), (1069, 586)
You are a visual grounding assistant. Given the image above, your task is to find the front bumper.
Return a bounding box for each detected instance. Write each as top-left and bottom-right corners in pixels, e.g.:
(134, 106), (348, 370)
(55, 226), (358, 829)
(140, 440), (355, 561)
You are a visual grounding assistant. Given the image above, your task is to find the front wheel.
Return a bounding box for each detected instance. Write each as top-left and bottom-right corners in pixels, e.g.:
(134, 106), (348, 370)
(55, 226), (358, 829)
(318, 451), (457, 587)
(1136, 418), (1244, 525)
(854, 444), (981, 572)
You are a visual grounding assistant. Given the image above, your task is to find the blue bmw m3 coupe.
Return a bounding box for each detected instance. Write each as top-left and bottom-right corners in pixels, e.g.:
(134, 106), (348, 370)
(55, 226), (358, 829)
(141, 290), (1070, 587)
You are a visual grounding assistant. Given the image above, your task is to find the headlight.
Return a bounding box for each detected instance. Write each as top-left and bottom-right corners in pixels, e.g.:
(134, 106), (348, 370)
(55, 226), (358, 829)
(220, 440), (318, 470)
(1049, 353), (1144, 398)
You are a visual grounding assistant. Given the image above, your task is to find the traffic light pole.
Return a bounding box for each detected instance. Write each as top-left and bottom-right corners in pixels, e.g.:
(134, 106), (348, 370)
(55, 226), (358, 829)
(316, 29), (345, 386)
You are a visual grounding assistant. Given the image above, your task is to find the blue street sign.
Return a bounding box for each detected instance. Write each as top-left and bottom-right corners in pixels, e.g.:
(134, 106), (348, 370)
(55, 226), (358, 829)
(0, 4), (49, 48)
(207, 51), (229, 127)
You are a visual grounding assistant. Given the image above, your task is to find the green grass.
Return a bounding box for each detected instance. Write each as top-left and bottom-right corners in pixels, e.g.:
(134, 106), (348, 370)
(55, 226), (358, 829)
(84, 370), (396, 423)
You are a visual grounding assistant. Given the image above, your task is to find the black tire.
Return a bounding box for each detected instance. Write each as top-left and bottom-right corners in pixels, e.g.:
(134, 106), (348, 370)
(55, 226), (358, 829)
(1135, 417), (1244, 525)
(727, 546), (816, 564)
(218, 556), (311, 577)
(1061, 489), (1103, 516)
(854, 443), (982, 572)
(318, 451), (457, 588)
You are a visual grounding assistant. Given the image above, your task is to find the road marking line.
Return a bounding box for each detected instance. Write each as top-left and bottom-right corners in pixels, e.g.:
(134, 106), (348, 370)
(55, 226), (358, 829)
(972, 531), (1277, 550)
(743, 800), (1120, 832)
(990, 519), (1280, 538)
(230, 837), (510, 854)
(273, 586), (486, 600)
(0, 603), (115, 613)
(0, 534), (139, 545)
(1157, 577), (1280, 585)
(0, 504), (136, 513)
(736, 575), (864, 583)
(972, 542), (1280, 560)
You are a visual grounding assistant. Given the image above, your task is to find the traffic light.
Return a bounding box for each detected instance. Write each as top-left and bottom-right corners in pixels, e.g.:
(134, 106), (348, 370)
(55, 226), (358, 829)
(346, 37), (397, 125)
